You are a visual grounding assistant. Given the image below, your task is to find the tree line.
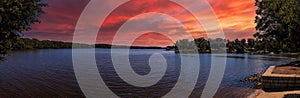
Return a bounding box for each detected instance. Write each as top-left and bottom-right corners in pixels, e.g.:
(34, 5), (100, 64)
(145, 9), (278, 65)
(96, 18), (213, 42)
(173, 37), (288, 54)
(7, 38), (164, 50)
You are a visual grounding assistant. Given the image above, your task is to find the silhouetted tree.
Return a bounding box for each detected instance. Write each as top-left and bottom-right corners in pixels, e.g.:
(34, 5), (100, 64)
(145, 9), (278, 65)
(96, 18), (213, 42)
(233, 39), (244, 53)
(247, 39), (255, 49)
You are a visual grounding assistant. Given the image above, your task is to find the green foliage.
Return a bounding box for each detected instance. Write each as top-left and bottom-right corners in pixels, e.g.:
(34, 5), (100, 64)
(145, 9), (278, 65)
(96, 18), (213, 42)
(174, 38), (227, 53)
(10, 38), (158, 50)
(233, 39), (245, 53)
(175, 39), (196, 50)
(247, 39), (255, 49)
(194, 37), (209, 51)
(209, 38), (226, 53)
(255, 0), (300, 52)
(0, 0), (47, 59)
(20, 38), (73, 49)
(174, 37), (288, 54)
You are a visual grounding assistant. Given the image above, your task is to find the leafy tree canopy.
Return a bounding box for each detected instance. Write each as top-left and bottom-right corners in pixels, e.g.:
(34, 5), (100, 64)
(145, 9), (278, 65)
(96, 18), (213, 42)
(0, 0), (47, 59)
(254, 0), (300, 52)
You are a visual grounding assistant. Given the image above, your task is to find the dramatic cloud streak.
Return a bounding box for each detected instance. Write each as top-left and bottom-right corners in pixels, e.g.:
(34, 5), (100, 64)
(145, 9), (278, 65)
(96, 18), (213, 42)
(24, 0), (256, 46)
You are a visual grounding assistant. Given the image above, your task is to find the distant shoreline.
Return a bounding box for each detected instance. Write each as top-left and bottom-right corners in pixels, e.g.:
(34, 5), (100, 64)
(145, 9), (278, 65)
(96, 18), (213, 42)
(174, 49), (300, 58)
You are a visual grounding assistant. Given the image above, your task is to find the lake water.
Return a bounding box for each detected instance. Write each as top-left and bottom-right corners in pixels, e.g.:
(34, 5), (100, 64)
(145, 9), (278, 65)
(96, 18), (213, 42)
(0, 49), (297, 97)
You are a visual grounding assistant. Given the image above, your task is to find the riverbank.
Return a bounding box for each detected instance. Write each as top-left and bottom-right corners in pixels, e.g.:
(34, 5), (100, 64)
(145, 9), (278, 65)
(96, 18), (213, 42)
(244, 61), (300, 98)
(174, 49), (300, 58)
(251, 89), (300, 98)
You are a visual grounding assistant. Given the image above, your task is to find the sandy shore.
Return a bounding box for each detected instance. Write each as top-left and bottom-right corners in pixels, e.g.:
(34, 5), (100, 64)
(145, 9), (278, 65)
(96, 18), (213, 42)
(248, 89), (300, 98)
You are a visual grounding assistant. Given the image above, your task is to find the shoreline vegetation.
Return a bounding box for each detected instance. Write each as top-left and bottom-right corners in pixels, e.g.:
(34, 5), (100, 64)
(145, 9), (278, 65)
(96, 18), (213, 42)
(10, 38), (165, 50)
(170, 38), (300, 59)
(1, 38), (298, 61)
(1, 38), (163, 60)
(9, 38), (300, 56)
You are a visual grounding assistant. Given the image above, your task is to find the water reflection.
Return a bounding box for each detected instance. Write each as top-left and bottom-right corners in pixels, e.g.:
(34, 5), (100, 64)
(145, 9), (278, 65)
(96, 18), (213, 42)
(0, 49), (296, 97)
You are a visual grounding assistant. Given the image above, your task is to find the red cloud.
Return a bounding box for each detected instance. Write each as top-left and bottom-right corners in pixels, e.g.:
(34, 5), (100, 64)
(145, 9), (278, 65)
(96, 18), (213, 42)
(97, 0), (202, 45)
(132, 32), (173, 47)
(208, 0), (256, 39)
(25, 0), (256, 46)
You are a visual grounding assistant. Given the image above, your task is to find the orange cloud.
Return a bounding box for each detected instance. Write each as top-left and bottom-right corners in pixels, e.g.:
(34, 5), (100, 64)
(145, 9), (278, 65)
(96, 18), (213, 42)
(97, 0), (202, 46)
(132, 32), (173, 47)
(208, 0), (256, 39)
(25, 0), (256, 46)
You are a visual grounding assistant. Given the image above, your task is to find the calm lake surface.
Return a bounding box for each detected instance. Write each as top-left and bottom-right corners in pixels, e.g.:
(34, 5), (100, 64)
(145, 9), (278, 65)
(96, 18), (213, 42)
(0, 49), (297, 97)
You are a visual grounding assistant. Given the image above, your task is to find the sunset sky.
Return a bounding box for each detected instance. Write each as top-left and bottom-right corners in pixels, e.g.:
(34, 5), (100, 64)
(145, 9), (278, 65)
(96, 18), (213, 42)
(25, 0), (256, 47)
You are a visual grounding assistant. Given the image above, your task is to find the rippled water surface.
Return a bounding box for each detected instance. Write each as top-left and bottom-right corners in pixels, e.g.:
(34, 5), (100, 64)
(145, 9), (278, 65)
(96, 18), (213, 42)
(0, 49), (296, 97)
